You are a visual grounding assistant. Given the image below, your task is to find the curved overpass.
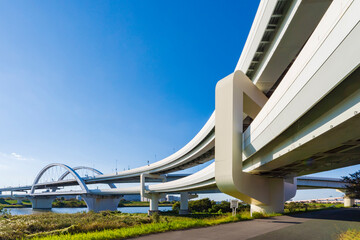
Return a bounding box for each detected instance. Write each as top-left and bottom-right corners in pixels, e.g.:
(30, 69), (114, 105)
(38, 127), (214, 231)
(26, 0), (337, 187)
(2, 0), (359, 214)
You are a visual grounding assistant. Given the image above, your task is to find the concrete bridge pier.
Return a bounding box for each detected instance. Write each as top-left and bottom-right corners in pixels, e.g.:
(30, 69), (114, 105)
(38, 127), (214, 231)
(16, 199), (23, 205)
(249, 178), (297, 214)
(179, 192), (189, 215)
(179, 193), (198, 215)
(148, 193), (160, 215)
(140, 173), (166, 215)
(83, 195), (121, 212)
(344, 196), (355, 207)
(30, 197), (56, 209)
(249, 178), (288, 215)
(215, 71), (297, 215)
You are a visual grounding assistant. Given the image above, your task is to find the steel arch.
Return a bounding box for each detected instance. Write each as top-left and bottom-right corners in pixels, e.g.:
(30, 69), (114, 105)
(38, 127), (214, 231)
(30, 163), (89, 195)
(58, 166), (116, 189)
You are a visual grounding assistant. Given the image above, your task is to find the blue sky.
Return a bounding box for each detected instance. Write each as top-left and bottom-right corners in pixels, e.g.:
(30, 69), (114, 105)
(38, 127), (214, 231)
(0, 0), (358, 201)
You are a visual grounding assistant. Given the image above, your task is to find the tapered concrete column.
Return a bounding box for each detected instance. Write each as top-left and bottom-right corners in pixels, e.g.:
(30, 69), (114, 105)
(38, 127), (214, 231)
(179, 192), (189, 215)
(344, 196), (355, 207)
(83, 195), (121, 212)
(215, 71), (297, 215)
(250, 178), (285, 215)
(30, 197), (56, 209)
(148, 194), (160, 215)
(16, 199), (23, 205)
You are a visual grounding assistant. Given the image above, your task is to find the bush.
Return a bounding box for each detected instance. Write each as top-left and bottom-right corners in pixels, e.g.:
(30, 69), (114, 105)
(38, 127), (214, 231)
(172, 198), (248, 214)
(252, 212), (266, 218)
(208, 201), (231, 213)
(152, 212), (160, 223)
(189, 198), (212, 213)
(172, 202), (180, 212)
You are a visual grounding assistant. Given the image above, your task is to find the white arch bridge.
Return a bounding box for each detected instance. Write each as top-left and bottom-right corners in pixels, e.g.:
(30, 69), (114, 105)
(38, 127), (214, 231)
(0, 162), (352, 213)
(1, 0), (360, 214)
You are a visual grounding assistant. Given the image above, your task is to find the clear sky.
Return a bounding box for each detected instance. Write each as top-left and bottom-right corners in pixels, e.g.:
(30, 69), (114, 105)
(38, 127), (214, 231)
(0, 0), (358, 201)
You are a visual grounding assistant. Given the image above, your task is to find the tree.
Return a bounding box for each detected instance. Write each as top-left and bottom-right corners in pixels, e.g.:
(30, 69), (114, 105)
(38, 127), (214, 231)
(188, 198), (212, 212)
(342, 170), (360, 199)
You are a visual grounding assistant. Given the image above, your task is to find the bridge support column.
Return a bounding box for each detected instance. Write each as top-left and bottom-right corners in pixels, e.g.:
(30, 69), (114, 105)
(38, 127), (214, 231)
(83, 195), (121, 213)
(344, 196), (355, 207)
(178, 193), (198, 215)
(30, 197), (56, 209)
(179, 192), (189, 215)
(148, 194), (160, 215)
(249, 178), (286, 214)
(140, 173), (166, 215)
(215, 71), (297, 215)
(16, 199), (23, 205)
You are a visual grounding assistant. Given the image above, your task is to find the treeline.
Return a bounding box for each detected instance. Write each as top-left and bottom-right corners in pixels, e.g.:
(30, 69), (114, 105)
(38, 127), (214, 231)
(52, 198), (87, 208)
(172, 198), (249, 214)
(284, 202), (337, 213)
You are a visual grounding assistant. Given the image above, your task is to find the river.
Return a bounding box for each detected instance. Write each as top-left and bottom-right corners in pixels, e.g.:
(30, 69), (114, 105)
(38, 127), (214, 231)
(4, 206), (172, 215)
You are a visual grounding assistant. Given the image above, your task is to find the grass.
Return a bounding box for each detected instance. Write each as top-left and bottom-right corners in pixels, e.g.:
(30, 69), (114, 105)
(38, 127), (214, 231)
(0, 211), (153, 239)
(0, 199), (32, 208)
(0, 202), (344, 240)
(338, 229), (360, 240)
(0, 209), (278, 240)
(121, 201), (173, 207)
(283, 203), (343, 214)
(0, 198), (172, 209)
(32, 211), (276, 240)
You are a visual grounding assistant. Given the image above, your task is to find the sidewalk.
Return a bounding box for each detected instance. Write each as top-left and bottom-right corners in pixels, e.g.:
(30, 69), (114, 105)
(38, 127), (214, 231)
(135, 208), (360, 240)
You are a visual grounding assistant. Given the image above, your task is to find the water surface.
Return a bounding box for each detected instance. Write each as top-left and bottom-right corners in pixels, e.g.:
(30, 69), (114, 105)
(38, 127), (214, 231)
(5, 206), (172, 215)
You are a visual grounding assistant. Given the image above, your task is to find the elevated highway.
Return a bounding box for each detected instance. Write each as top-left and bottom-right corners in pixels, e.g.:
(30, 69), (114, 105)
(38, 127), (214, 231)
(1, 0), (359, 214)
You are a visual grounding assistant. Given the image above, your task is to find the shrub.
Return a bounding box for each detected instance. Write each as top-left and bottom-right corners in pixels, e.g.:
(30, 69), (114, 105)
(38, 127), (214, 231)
(189, 198), (212, 213)
(208, 201), (231, 213)
(152, 212), (160, 223)
(172, 202), (180, 212)
(252, 212), (266, 218)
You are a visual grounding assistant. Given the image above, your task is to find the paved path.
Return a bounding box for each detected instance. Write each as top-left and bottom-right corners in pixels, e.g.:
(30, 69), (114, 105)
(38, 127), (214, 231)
(135, 208), (360, 240)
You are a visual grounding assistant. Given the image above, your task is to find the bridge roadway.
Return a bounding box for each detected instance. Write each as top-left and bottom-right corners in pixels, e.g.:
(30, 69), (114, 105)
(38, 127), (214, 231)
(2, 0), (359, 214)
(0, 173), (191, 193)
(0, 163), (352, 213)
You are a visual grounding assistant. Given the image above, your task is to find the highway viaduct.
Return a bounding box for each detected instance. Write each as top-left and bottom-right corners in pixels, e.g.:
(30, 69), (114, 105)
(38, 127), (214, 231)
(1, 0), (359, 214)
